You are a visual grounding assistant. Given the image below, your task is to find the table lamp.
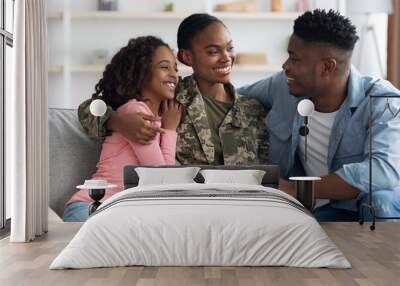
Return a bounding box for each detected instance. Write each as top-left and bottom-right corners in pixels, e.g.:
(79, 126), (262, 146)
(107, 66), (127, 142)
(297, 99), (314, 162)
(77, 99), (116, 215)
(290, 99), (320, 210)
(89, 99), (107, 156)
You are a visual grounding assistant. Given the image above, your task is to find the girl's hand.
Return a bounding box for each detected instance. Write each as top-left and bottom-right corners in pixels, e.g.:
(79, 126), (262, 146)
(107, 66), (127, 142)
(161, 100), (182, 130)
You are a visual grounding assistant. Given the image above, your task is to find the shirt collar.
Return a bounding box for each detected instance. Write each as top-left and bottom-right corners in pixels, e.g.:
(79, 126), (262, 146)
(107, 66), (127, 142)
(345, 65), (373, 109)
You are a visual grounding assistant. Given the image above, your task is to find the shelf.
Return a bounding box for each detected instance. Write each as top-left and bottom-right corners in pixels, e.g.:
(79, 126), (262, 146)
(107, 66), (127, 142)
(48, 12), (63, 20)
(233, 64), (281, 72)
(47, 11), (300, 21)
(214, 12), (300, 20)
(49, 64), (281, 74)
(73, 64), (106, 73)
(48, 65), (63, 73)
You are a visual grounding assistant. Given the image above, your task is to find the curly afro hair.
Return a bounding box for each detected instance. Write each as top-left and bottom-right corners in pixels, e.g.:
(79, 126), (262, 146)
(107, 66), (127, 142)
(293, 9), (359, 51)
(92, 36), (171, 110)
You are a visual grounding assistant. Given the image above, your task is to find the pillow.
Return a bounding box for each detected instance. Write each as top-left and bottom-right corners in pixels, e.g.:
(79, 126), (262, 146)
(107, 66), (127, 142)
(200, 169), (266, 185)
(135, 167), (201, 186)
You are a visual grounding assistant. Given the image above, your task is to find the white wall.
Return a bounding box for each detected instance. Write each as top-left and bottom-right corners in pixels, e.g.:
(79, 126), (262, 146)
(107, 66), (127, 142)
(349, 14), (388, 78)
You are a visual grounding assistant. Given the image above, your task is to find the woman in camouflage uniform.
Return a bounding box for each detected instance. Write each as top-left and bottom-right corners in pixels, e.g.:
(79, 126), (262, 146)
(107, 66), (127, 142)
(78, 13), (268, 166)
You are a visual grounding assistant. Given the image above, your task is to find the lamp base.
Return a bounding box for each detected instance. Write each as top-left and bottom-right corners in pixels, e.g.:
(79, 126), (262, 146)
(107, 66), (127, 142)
(88, 188), (105, 215)
(359, 203), (376, 231)
(289, 177), (321, 211)
(296, 180), (315, 210)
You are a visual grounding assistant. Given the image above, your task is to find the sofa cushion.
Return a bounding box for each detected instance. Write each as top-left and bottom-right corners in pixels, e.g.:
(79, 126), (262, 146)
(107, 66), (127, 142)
(48, 108), (98, 217)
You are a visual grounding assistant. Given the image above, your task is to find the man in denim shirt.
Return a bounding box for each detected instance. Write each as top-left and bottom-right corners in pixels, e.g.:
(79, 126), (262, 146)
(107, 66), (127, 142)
(238, 9), (400, 221)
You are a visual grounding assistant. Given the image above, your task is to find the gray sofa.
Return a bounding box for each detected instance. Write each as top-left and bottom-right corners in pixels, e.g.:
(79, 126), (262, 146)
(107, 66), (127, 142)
(49, 108), (98, 218)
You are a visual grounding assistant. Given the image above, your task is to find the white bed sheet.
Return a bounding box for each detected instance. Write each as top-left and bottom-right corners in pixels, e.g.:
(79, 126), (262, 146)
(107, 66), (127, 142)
(50, 183), (351, 269)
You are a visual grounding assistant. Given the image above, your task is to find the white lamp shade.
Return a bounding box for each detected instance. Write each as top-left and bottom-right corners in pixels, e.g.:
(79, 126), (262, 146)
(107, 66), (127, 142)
(297, 99), (315, 117)
(89, 99), (107, 117)
(347, 0), (393, 14)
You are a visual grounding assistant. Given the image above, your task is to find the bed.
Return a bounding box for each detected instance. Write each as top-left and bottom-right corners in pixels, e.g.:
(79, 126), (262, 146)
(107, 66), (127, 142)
(50, 165), (350, 269)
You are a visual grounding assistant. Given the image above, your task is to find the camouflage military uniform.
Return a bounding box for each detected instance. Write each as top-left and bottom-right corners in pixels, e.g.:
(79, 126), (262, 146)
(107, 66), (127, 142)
(77, 75), (269, 165)
(175, 75), (268, 165)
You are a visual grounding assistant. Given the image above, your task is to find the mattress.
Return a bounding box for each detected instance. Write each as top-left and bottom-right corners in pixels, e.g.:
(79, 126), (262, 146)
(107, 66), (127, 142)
(50, 183), (351, 269)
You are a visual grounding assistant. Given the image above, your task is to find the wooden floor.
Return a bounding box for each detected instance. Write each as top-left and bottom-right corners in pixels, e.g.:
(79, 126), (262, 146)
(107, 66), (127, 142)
(1, 222), (399, 286)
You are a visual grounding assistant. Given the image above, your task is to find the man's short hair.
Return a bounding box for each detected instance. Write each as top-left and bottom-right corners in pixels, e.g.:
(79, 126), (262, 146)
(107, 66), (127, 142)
(294, 9), (359, 51)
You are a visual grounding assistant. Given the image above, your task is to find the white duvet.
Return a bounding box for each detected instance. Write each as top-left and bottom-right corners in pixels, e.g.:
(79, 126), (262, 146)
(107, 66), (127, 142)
(50, 183), (351, 269)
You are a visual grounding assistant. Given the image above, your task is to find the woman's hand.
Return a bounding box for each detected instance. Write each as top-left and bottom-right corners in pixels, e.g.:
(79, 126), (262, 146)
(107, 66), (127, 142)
(161, 100), (182, 131)
(106, 112), (161, 144)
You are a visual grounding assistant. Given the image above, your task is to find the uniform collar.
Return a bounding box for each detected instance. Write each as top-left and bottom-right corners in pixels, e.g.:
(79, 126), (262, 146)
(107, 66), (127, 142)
(176, 75), (246, 127)
(176, 75), (236, 104)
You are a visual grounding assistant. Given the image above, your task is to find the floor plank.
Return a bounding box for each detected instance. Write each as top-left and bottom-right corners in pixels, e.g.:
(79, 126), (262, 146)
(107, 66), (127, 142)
(0, 222), (399, 286)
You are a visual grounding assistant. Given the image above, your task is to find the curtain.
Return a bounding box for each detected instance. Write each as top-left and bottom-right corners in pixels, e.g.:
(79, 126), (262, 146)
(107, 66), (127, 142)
(388, 0), (400, 88)
(7, 0), (49, 242)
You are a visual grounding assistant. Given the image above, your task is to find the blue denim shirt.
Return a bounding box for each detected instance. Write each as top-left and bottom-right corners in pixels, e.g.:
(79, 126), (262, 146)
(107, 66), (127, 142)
(238, 67), (400, 211)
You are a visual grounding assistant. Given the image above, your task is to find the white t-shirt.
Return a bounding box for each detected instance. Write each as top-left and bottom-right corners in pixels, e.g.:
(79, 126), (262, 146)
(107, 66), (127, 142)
(299, 110), (338, 208)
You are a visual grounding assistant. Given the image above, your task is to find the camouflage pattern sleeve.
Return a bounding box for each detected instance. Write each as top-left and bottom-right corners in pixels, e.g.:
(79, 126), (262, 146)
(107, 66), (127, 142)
(219, 96), (269, 166)
(235, 98), (269, 164)
(77, 98), (115, 139)
(256, 106), (269, 164)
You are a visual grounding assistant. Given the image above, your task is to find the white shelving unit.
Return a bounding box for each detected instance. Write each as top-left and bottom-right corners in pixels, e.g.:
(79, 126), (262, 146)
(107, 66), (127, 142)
(48, 0), (333, 109)
(49, 63), (282, 74)
(47, 9), (297, 77)
(48, 11), (300, 21)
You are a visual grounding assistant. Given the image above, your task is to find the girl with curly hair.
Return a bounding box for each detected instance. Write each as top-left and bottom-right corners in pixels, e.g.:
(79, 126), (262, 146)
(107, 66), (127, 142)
(64, 36), (181, 222)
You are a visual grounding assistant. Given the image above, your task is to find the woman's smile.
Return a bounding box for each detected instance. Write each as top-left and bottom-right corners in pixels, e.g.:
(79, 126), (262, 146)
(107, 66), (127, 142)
(214, 65), (232, 75)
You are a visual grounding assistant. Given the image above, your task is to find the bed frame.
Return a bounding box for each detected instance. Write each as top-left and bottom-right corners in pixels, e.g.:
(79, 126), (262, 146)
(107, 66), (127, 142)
(123, 165), (280, 189)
